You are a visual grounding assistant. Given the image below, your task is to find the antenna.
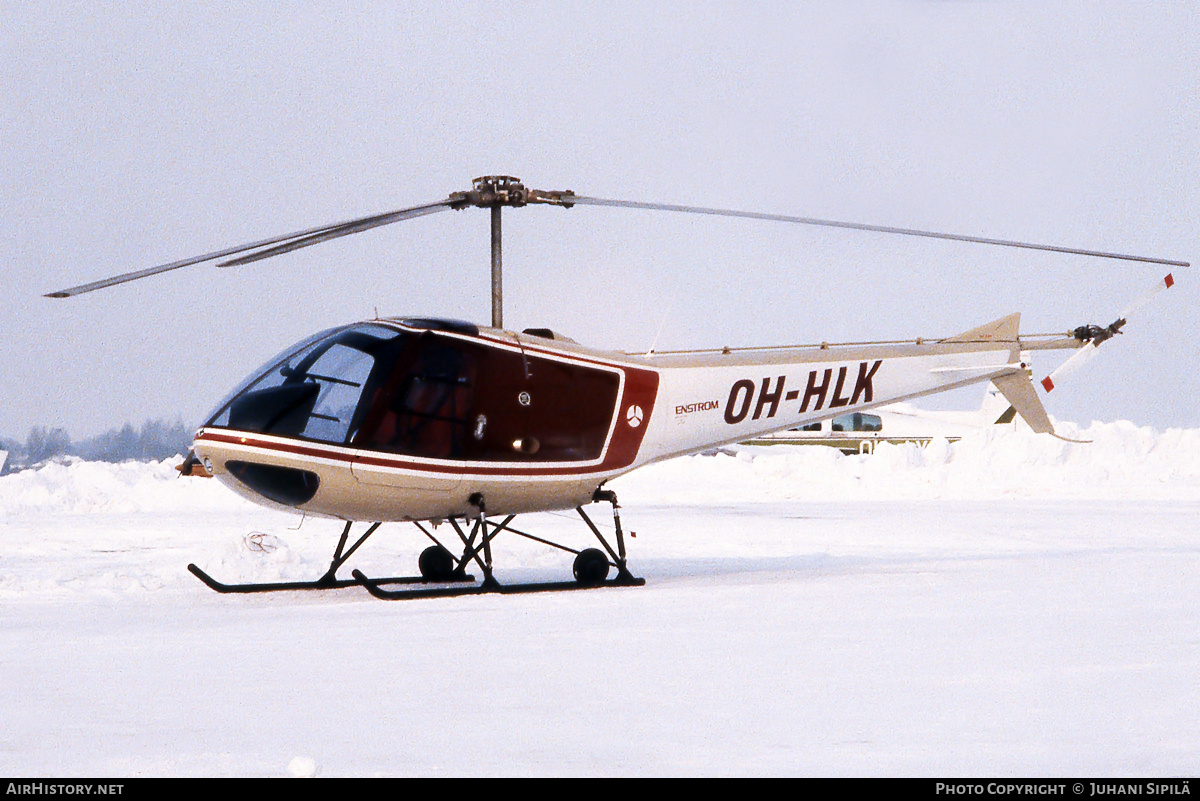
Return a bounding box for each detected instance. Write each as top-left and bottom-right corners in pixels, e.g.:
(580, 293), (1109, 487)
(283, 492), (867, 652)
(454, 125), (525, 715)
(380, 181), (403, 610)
(646, 296), (676, 356)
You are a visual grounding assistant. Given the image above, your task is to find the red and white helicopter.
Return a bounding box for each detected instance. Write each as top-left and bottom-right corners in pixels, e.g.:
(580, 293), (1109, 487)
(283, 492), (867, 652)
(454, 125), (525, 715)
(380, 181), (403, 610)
(47, 176), (1183, 599)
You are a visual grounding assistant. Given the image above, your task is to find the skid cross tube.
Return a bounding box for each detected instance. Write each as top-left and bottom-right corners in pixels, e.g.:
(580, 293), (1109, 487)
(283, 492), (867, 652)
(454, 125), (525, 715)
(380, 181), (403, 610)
(576, 507), (622, 570)
(446, 513), (514, 586)
(352, 491), (646, 600)
(321, 520), (381, 584)
(470, 493), (500, 589)
(581, 489), (636, 582)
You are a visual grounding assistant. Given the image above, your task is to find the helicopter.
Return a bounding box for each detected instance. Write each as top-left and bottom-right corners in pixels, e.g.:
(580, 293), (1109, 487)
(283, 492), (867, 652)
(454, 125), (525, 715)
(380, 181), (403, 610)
(46, 176), (1184, 599)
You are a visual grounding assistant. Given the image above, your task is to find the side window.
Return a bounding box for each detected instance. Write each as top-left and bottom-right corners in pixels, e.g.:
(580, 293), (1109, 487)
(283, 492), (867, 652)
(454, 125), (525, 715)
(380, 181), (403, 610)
(355, 337), (476, 459)
(832, 412), (882, 433)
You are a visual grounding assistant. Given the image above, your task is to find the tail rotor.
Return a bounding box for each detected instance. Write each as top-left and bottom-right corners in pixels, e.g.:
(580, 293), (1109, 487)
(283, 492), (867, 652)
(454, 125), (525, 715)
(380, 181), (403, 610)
(1040, 273), (1175, 395)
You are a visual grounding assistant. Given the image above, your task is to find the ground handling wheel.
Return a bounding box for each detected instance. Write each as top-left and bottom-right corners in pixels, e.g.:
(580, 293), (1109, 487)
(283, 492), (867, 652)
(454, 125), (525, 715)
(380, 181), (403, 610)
(572, 548), (611, 586)
(418, 545), (456, 580)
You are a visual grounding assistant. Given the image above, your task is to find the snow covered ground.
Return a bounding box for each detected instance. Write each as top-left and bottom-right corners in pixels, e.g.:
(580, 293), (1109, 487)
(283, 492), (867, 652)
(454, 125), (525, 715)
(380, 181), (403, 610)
(2, 422), (1198, 776)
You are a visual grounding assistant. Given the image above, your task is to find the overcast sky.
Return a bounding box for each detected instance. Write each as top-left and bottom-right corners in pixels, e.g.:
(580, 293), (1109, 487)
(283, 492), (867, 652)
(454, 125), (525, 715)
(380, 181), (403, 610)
(3, 1), (1196, 438)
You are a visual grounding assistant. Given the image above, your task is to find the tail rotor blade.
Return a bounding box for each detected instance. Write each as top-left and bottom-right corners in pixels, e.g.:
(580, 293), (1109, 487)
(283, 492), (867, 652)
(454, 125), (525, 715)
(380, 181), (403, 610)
(1040, 272), (1176, 394)
(1040, 344), (1100, 394)
(1119, 272), (1175, 319)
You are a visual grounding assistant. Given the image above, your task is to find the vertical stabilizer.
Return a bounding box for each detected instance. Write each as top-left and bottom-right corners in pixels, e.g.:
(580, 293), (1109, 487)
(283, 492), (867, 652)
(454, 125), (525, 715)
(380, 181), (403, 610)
(991, 371), (1053, 434)
(941, 312), (1021, 344)
(981, 383), (1016, 425)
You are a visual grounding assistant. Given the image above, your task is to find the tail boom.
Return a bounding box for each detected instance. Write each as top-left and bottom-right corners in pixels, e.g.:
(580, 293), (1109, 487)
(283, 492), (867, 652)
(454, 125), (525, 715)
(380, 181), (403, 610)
(632, 313), (1054, 462)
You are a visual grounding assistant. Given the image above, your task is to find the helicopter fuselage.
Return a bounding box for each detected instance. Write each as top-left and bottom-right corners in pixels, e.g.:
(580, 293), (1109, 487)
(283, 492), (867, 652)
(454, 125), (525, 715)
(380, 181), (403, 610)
(190, 315), (1045, 523)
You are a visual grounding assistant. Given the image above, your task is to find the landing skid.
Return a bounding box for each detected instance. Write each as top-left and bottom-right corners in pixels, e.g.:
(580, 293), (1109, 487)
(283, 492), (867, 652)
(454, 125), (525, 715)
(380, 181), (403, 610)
(187, 564), (475, 594)
(187, 489), (644, 599)
(353, 570), (644, 600)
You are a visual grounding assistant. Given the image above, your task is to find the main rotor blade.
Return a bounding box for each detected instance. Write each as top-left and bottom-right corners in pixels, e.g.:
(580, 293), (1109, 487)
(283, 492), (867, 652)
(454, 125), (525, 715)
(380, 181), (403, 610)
(568, 196), (1190, 268)
(217, 203), (452, 268)
(45, 199), (453, 298)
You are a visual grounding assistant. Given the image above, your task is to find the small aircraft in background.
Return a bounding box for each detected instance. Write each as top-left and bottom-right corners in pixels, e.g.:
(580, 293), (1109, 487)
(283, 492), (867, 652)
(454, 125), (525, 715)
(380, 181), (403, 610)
(45, 177), (1183, 599)
(743, 382), (1015, 453)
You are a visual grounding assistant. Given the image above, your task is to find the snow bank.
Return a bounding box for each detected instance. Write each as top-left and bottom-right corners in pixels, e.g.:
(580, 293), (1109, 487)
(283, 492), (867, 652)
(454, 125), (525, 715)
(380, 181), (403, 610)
(0, 456), (249, 516)
(613, 420), (1200, 504)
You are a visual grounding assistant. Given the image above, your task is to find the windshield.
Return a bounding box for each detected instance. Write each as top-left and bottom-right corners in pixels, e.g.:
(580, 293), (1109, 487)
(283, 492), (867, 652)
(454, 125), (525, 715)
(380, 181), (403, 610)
(204, 324), (407, 445)
(200, 326), (343, 427)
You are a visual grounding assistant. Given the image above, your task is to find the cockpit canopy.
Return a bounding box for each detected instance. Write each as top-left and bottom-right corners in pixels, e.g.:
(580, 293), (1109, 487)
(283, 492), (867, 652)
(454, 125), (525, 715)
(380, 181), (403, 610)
(205, 323), (621, 463)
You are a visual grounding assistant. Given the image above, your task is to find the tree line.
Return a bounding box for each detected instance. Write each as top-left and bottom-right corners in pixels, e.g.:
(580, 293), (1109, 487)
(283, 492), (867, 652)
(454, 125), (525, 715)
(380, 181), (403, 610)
(0, 419), (194, 473)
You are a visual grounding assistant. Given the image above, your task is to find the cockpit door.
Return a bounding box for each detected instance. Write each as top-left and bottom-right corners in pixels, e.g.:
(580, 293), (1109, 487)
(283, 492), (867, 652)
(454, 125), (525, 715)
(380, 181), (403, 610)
(350, 332), (468, 489)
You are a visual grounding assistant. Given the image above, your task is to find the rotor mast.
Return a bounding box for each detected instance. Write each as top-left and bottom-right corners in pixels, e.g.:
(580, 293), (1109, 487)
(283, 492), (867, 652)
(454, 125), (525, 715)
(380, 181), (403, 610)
(448, 176), (576, 329)
(491, 204), (502, 329)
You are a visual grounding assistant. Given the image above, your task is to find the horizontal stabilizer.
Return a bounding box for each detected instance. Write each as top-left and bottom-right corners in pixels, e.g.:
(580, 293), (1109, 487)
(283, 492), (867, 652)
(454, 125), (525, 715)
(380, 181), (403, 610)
(941, 313), (1021, 344)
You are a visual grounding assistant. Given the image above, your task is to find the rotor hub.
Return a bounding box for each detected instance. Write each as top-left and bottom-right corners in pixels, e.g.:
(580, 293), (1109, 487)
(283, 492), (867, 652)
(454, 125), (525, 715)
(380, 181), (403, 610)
(448, 176), (575, 209)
